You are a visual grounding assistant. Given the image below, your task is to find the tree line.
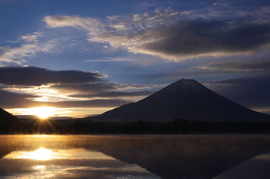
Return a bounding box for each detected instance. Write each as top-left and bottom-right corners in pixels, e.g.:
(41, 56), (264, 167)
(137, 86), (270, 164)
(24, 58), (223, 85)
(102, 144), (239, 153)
(1, 118), (270, 134)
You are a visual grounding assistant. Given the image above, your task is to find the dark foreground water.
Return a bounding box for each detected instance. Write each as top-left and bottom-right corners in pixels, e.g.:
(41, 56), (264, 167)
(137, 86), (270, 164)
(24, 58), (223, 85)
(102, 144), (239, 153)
(1, 135), (270, 179)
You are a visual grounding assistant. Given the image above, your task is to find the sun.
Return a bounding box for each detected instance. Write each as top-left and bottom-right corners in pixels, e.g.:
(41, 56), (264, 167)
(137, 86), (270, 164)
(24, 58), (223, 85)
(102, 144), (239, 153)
(30, 107), (55, 119)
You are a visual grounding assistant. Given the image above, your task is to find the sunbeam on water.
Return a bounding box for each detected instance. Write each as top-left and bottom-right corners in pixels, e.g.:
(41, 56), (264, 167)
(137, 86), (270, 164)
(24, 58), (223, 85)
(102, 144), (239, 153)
(4, 147), (56, 161)
(1, 147), (161, 179)
(3, 147), (116, 161)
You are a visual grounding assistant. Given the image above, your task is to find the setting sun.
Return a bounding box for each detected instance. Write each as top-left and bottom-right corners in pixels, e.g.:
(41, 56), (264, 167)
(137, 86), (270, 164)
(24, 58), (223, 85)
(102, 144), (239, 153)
(30, 107), (55, 119)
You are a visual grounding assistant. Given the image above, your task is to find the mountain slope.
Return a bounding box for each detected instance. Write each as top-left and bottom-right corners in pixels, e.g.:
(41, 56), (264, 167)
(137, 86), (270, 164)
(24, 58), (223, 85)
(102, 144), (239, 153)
(91, 79), (270, 122)
(0, 108), (17, 122)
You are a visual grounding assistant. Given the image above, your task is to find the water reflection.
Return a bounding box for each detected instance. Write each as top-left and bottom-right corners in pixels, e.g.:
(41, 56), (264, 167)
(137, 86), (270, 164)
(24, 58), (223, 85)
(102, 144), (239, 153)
(1, 135), (270, 179)
(1, 147), (161, 179)
(4, 147), (115, 161)
(4, 147), (56, 160)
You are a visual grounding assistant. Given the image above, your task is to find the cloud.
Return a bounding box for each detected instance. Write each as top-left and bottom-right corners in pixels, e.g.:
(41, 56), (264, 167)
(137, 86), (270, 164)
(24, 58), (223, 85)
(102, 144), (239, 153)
(137, 57), (270, 83)
(204, 75), (270, 113)
(43, 9), (188, 54)
(44, 7), (270, 61)
(69, 91), (154, 98)
(186, 2), (270, 21)
(199, 58), (270, 74)
(19, 32), (43, 42)
(0, 66), (156, 110)
(0, 85), (151, 109)
(43, 99), (130, 108)
(0, 66), (104, 86)
(0, 90), (37, 108)
(44, 15), (104, 37)
(51, 83), (115, 95)
(0, 89), (37, 102)
(132, 20), (270, 60)
(51, 82), (155, 99)
(0, 89), (130, 108)
(0, 40), (56, 65)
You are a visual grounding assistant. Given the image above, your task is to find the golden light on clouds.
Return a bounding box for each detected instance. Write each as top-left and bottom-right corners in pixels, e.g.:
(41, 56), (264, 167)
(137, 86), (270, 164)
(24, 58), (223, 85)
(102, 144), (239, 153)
(6, 107), (114, 118)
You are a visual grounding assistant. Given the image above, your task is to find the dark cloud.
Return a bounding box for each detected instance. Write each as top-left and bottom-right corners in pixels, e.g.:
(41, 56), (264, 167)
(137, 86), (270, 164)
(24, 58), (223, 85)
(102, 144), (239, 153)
(136, 57), (270, 83)
(0, 90), (37, 108)
(44, 13), (270, 60)
(52, 83), (115, 94)
(70, 91), (154, 98)
(52, 83), (154, 98)
(205, 75), (270, 111)
(0, 90), (38, 108)
(0, 90), (37, 101)
(0, 66), (104, 86)
(135, 20), (270, 59)
(0, 67), (154, 110)
(201, 58), (270, 74)
(44, 99), (130, 108)
(0, 89), (130, 108)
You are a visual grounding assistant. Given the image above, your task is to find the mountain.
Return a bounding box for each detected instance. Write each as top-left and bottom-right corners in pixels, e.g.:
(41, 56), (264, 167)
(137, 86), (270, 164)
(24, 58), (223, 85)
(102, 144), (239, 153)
(90, 79), (270, 122)
(0, 108), (17, 122)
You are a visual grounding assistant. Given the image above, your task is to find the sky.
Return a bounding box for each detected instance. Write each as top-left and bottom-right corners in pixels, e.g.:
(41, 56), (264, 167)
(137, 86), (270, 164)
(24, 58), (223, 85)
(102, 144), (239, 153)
(0, 0), (270, 118)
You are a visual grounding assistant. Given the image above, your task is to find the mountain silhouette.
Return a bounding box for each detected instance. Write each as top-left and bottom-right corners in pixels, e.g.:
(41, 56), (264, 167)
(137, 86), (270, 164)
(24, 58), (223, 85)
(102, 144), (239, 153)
(0, 108), (17, 122)
(91, 79), (270, 122)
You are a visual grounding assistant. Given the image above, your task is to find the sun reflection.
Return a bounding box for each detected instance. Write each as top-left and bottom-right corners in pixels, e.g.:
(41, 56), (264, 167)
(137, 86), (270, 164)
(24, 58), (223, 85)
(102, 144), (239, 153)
(4, 147), (57, 161)
(27, 148), (53, 160)
(3, 148), (116, 161)
(33, 165), (46, 170)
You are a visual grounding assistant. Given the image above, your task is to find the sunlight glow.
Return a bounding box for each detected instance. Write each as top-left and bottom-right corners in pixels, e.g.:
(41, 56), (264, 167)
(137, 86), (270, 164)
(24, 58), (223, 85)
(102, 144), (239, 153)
(3, 148), (115, 161)
(5, 147), (56, 161)
(6, 107), (114, 118)
(28, 148), (53, 160)
(30, 107), (55, 119)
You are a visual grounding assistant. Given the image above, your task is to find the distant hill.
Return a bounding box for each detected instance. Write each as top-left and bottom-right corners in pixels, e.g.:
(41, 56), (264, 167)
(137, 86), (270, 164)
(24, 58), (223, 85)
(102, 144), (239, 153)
(0, 108), (17, 122)
(88, 79), (270, 122)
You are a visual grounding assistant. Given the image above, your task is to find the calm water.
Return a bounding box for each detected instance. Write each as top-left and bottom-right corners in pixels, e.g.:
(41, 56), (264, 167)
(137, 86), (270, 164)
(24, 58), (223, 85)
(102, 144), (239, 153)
(1, 135), (270, 179)
(1, 147), (160, 179)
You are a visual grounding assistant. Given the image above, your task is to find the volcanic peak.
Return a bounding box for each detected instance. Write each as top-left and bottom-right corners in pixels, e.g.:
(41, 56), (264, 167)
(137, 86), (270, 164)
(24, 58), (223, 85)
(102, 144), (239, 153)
(156, 79), (206, 95)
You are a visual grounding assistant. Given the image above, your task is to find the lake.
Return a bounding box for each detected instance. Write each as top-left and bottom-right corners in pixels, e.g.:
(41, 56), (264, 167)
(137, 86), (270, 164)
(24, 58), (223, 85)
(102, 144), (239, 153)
(1, 135), (270, 179)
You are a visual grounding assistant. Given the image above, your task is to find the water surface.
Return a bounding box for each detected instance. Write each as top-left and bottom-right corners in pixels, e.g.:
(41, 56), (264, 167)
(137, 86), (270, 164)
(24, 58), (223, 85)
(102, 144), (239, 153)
(1, 147), (159, 179)
(1, 135), (270, 179)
